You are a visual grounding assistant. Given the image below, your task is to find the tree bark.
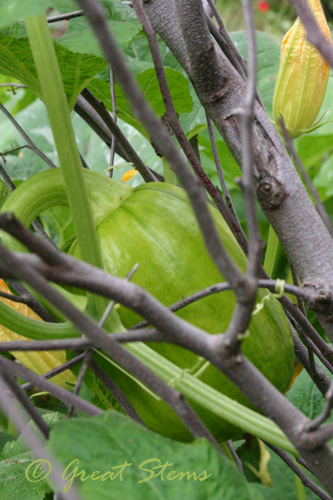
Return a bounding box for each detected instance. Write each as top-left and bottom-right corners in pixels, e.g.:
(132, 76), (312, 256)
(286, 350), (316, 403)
(143, 0), (333, 339)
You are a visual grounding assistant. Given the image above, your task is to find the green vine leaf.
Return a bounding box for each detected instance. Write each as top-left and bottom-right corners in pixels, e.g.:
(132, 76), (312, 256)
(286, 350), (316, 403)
(0, 33), (106, 109)
(0, 1), (51, 29)
(89, 67), (193, 137)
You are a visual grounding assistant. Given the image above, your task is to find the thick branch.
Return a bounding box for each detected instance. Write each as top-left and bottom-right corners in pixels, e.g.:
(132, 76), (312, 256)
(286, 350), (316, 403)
(143, 0), (333, 339)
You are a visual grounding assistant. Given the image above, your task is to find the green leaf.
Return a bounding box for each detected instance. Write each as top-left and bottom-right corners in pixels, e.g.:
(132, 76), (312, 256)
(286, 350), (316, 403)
(89, 67), (193, 136)
(0, 1), (50, 28)
(57, 19), (141, 58)
(297, 134), (333, 170)
(313, 154), (333, 199)
(179, 97), (207, 139)
(0, 433), (15, 453)
(230, 31), (280, 118)
(0, 99), (57, 179)
(249, 450), (321, 500)
(47, 410), (256, 499)
(287, 365), (333, 422)
(0, 413), (61, 500)
(47, 0), (141, 57)
(199, 133), (241, 189)
(0, 33), (106, 109)
(0, 450), (52, 500)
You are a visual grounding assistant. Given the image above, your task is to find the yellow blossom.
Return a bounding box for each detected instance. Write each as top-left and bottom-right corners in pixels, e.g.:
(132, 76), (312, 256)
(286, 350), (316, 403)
(273, 0), (332, 138)
(0, 280), (76, 388)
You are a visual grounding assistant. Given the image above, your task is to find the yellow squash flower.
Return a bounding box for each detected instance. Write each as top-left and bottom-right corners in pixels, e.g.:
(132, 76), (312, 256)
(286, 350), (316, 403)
(273, 0), (332, 138)
(0, 280), (76, 388)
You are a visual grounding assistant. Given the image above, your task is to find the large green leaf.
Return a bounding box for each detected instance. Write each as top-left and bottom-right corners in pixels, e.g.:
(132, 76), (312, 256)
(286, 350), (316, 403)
(0, 413), (60, 500)
(53, 0), (141, 56)
(0, 410), (259, 499)
(230, 31), (280, 118)
(287, 364), (333, 423)
(249, 450), (321, 500)
(47, 410), (257, 499)
(89, 67), (193, 137)
(0, 33), (106, 109)
(0, 0), (50, 28)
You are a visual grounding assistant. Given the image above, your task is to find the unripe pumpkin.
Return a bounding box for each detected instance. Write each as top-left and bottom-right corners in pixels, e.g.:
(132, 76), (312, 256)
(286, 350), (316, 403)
(0, 169), (294, 441)
(273, 0), (331, 138)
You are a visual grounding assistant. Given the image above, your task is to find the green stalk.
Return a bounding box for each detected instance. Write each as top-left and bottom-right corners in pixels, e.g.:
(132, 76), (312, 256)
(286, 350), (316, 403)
(24, 14), (123, 331)
(219, 442), (234, 462)
(263, 225), (281, 278)
(0, 299), (297, 454)
(124, 343), (298, 455)
(294, 457), (306, 500)
(162, 157), (177, 185)
(0, 300), (77, 339)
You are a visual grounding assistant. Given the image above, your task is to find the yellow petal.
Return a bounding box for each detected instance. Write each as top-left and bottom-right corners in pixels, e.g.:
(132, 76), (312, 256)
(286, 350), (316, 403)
(273, 0), (331, 138)
(0, 280), (76, 388)
(121, 169), (139, 182)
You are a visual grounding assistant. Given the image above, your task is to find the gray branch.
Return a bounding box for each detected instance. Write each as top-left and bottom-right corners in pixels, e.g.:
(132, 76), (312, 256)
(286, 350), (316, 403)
(143, 0), (333, 340)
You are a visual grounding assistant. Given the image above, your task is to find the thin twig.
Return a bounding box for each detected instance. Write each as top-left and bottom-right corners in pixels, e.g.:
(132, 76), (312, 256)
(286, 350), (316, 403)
(89, 359), (145, 425)
(290, 323), (331, 396)
(0, 83), (27, 89)
(19, 352), (86, 393)
(306, 383), (333, 431)
(109, 67), (117, 174)
(206, 0), (248, 77)
(205, 110), (238, 218)
(226, 440), (244, 474)
(0, 377), (81, 500)
(80, 90), (158, 182)
(287, 311), (333, 375)
(132, 0), (249, 255)
(0, 328), (162, 353)
(47, 10), (84, 23)
(266, 442), (333, 500)
(0, 354), (101, 416)
(0, 102), (57, 170)
(5, 279), (56, 322)
(0, 369), (50, 439)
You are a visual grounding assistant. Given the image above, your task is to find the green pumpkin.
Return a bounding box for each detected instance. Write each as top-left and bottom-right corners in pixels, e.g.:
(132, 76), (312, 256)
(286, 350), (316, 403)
(1, 169), (294, 442)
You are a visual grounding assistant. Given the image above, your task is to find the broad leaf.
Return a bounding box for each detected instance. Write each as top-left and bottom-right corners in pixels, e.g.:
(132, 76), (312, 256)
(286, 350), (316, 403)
(0, 1), (50, 28)
(54, 0), (141, 57)
(0, 33), (106, 109)
(47, 410), (257, 499)
(89, 67), (193, 137)
(0, 413), (60, 500)
(287, 365), (333, 423)
(249, 450), (321, 500)
(230, 31), (280, 118)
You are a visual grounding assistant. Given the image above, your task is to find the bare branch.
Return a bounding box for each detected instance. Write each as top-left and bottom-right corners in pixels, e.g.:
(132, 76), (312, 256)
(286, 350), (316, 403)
(0, 369), (50, 439)
(0, 102), (57, 169)
(266, 443), (333, 500)
(0, 376), (81, 500)
(75, 0), (246, 294)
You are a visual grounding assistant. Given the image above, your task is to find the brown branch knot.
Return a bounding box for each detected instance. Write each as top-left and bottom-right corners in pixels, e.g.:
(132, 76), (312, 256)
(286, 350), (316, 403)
(256, 176), (287, 210)
(302, 279), (333, 317)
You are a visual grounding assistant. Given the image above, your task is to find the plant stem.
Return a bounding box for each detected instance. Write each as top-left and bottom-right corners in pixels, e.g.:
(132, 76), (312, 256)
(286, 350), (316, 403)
(24, 13), (123, 331)
(264, 225), (280, 278)
(162, 157), (177, 185)
(124, 342), (298, 455)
